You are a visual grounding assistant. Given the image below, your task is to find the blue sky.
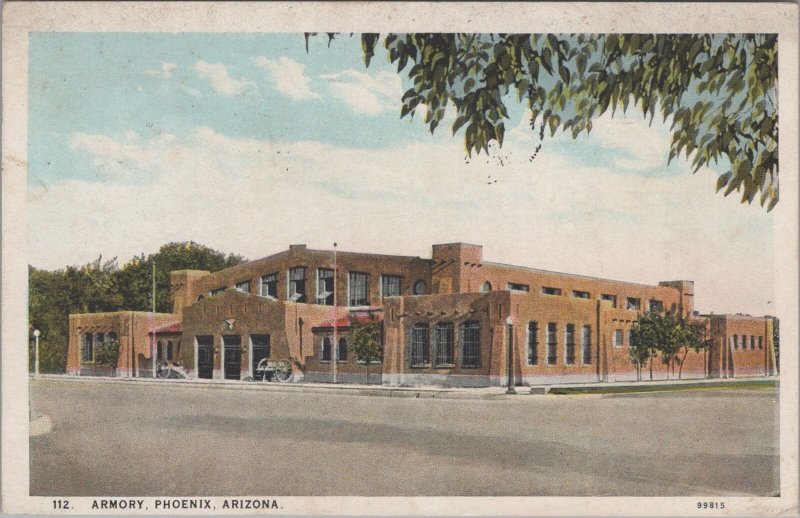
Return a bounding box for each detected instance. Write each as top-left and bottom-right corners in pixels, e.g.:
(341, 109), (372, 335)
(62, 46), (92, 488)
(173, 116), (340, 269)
(26, 33), (775, 315)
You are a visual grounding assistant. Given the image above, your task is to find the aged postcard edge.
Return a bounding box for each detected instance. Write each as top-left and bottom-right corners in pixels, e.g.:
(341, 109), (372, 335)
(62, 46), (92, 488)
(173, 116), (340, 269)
(2, 1), (798, 515)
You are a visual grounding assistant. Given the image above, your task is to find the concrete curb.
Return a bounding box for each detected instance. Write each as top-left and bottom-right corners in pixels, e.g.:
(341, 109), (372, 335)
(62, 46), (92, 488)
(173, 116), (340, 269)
(30, 375), (511, 400)
(31, 374), (778, 400)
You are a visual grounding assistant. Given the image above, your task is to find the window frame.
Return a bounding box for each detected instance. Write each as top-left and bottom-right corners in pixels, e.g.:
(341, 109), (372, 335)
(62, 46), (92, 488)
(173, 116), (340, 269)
(508, 283), (530, 292)
(234, 280), (251, 294)
(433, 322), (455, 367)
(260, 273), (278, 299)
(348, 271), (370, 307)
(626, 297), (641, 311)
(546, 323), (557, 365)
(613, 329), (623, 348)
(581, 325), (592, 365)
(380, 274), (402, 299)
(541, 286), (562, 296)
(287, 267), (307, 302)
(460, 321), (481, 368)
(572, 290), (591, 299)
(565, 324), (576, 365)
(527, 321), (539, 365)
(316, 268), (334, 305)
(409, 323), (430, 367)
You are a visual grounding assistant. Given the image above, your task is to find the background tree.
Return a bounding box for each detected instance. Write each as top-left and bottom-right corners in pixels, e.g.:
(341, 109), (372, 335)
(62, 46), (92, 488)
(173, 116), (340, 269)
(313, 33), (778, 209)
(28, 241), (245, 373)
(348, 321), (383, 384)
(772, 316), (780, 370)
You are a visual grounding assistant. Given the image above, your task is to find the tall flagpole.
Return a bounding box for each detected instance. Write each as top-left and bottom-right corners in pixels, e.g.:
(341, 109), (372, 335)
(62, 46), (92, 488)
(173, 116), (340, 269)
(332, 242), (338, 384)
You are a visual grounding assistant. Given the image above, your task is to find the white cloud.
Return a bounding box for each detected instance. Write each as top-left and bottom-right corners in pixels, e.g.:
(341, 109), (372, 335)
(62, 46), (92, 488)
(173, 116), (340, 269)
(251, 56), (319, 101)
(34, 125), (775, 318)
(320, 69), (402, 116)
(144, 62), (177, 79)
(193, 61), (254, 96)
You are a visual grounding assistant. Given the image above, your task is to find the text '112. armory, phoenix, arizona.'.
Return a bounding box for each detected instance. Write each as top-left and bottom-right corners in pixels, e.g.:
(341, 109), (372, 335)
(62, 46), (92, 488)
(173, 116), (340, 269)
(67, 242), (776, 387)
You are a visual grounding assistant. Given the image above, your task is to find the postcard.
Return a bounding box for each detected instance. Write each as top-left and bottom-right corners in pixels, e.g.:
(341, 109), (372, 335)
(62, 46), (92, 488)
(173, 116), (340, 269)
(2, 2), (798, 516)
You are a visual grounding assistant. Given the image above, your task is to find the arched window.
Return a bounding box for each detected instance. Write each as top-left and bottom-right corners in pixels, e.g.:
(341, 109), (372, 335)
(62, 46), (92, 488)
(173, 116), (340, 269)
(337, 337), (348, 362)
(413, 280), (427, 295)
(481, 281), (492, 292)
(410, 323), (429, 367)
(166, 340), (174, 360)
(321, 337), (332, 362)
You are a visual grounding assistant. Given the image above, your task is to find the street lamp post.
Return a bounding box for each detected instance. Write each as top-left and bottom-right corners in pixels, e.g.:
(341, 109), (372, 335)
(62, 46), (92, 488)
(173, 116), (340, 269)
(505, 317), (517, 394)
(33, 329), (41, 378)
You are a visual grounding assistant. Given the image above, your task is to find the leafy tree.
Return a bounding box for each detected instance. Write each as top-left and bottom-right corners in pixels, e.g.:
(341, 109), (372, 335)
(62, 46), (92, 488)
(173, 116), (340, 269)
(677, 319), (711, 379)
(93, 334), (120, 366)
(772, 316), (780, 370)
(314, 33), (779, 209)
(348, 320), (383, 384)
(630, 309), (684, 380)
(627, 327), (651, 382)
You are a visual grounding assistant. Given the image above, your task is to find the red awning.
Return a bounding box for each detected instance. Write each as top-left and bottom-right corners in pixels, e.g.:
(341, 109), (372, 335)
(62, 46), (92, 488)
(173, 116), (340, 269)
(148, 321), (181, 334)
(313, 311), (382, 331)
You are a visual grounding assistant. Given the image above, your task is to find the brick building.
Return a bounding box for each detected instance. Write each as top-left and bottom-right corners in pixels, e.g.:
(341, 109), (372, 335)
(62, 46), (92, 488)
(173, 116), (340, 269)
(66, 243), (777, 386)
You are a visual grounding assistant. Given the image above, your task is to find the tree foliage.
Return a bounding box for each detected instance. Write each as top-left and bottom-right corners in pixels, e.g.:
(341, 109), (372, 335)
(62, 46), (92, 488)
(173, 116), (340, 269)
(348, 320), (383, 384)
(630, 310), (713, 380)
(334, 33), (778, 210)
(28, 242), (245, 373)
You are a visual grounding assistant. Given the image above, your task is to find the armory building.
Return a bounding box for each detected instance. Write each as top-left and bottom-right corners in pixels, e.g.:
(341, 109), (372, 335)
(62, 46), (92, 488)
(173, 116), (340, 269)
(66, 243), (777, 386)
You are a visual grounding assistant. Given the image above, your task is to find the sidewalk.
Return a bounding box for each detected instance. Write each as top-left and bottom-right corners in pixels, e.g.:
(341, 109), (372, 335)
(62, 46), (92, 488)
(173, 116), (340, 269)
(30, 373), (777, 400)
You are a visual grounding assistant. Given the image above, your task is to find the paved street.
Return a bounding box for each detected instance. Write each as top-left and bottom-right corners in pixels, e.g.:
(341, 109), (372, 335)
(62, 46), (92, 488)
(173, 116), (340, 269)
(30, 379), (779, 496)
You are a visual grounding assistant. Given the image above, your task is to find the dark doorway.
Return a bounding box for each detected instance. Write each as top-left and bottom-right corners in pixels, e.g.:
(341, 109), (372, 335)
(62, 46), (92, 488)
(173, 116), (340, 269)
(250, 334), (271, 378)
(196, 335), (214, 379)
(224, 335), (242, 380)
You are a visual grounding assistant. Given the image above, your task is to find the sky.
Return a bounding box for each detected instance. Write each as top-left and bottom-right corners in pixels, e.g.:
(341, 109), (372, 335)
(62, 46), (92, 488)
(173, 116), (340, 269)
(26, 33), (775, 316)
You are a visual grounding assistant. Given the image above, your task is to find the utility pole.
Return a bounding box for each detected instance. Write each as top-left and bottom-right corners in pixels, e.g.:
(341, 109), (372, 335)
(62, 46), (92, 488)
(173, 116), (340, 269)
(151, 260), (156, 378)
(332, 243), (338, 384)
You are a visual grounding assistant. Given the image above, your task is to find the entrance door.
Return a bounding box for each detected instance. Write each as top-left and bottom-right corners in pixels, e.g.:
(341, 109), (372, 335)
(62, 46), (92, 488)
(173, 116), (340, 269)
(224, 335), (242, 380)
(250, 334), (271, 378)
(196, 336), (214, 379)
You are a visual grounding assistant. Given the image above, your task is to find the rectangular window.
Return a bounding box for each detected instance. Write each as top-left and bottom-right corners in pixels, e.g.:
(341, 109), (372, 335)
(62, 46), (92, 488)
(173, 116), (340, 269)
(649, 299), (663, 312)
(547, 323), (557, 365)
(410, 324), (430, 367)
(613, 329), (623, 348)
(250, 334), (271, 359)
(348, 272), (370, 306)
(434, 322), (454, 367)
(288, 267), (306, 302)
(601, 294), (617, 308)
(572, 290), (590, 299)
(626, 297), (641, 311)
(260, 273), (278, 299)
(565, 324), (576, 365)
(210, 287), (226, 297)
(527, 322), (539, 365)
(82, 333), (93, 362)
(508, 283), (530, 292)
(316, 268), (334, 305)
(750, 335), (755, 349)
(461, 321), (481, 368)
(380, 275), (402, 298)
(758, 336), (764, 349)
(234, 280), (251, 294)
(733, 334), (739, 349)
(541, 286), (562, 296)
(582, 325), (592, 364)
(628, 329), (634, 347)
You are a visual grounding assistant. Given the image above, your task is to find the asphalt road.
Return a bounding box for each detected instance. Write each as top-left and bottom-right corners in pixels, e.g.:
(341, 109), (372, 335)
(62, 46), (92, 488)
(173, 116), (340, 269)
(30, 379), (779, 496)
